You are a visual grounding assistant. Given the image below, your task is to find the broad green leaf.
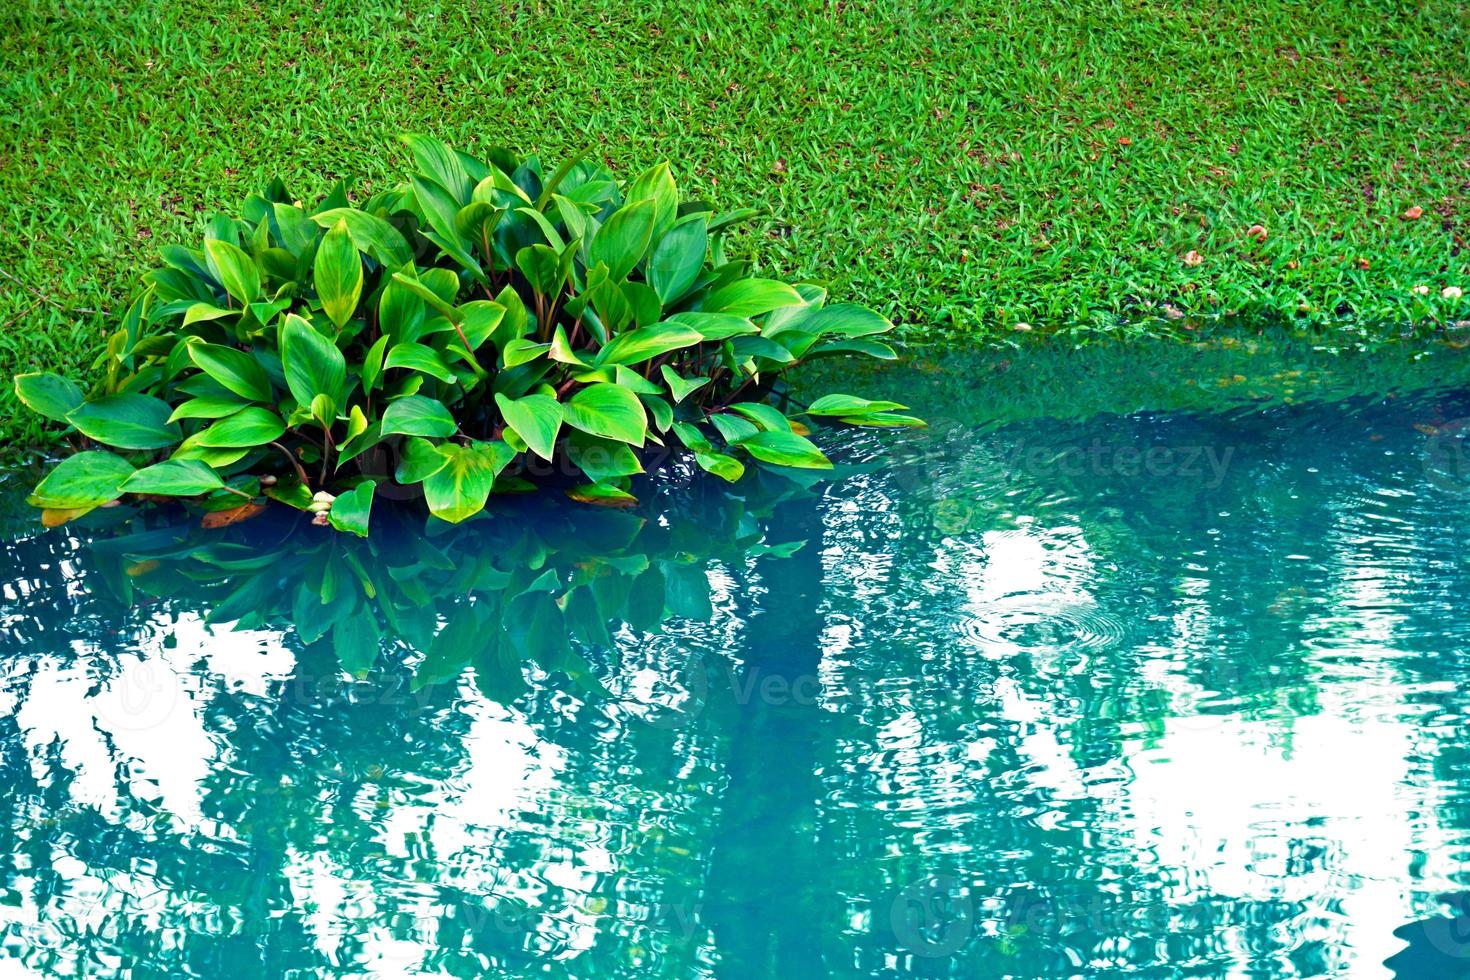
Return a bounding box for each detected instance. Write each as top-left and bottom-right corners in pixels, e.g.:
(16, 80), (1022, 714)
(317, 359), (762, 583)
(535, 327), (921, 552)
(335, 404), (369, 449)
(659, 366), (709, 404)
(728, 402), (792, 431)
(515, 244), (564, 296)
(172, 445), (251, 467)
(649, 217), (707, 304)
(204, 239), (261, 305)
(515, 206), (569, 251)
(595, 323), (702, 366)
(379, 270), (427, 340)
(615, 365), (663, 394)
(424, 440), (516, 523)
(395, 436), (451, 483)
(534, 147), (590, 210)
(167, 396), (251, 422)
(264, 477), (314, 510)
(628, 161), (679, 240)
(391, 270), (462, 323)
(622, 280), (662, 328)
(411, 176), (483, 278)
(695, 451), (745, 482)
(401, 134), (472, 202)
(703, 279), (804, 317)
(14, 372), (83, 422)
(360, 335), (390, 393)
(188, 342), (273, 402)
(194, 407), (287, 448)
(566, 431), (643, 482)
(182, 303), (237, 326)
(588, 199), (655, 282)
(501, 338), (551, 367)
(310, 208), (414, 266)
(563, 383), (648, 446)
(665, 311), (759, 340)
(314, 219), (364, 327)
(281, 313), (348, 410)
(804, 394), (909, 416)
(328, 481), (374, 537)
(548, 325), (587, 367)
(806, 303), (895, 338)
(121, 459), (226, 496)
(671, 421), (714, 453)
(68, 394), (180, 450)
(642, 393), (673, 432)
(385, 342), (457, 384)
(567, 483), (637, 507)
(454, 201), (504, 244)
(738, 429), (832, 469)
(709, 413), (760, 444)
(336, 418), (382, 464)
(730, 335), (797, 364)
(271, 202), (317, 255)
(380, 394), (457, 438)
(494, 392), (562, 461)
(309, 393), (335, 427)
(28, 451), (135, 511)
(460, 301), (506, 350)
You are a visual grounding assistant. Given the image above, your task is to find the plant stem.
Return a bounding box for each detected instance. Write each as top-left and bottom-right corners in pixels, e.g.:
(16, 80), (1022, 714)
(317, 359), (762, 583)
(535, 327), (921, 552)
(270, 442), (311, 486)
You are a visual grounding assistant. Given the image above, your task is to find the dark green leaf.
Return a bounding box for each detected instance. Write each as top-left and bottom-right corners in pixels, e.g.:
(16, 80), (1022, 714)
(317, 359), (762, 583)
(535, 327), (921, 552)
(649, 217), (707, 304)
(424, 440), (516, 523)
(563, 383), (648, 445)
(188, 342), (273, 402)
(385, 342), (457, 384)
(121, 459), (227, 496)
(194, 407), (287, 448)
(395, 436), (451, 483)
(28, 451), (135, 510)
(314, 219), (364, 327)
(310, 208), (414, 266)
(328, 481), (374, 537)
(588, 199), (655, 282)
(739, 429), (833, 468)
(703, 278), (804, 317)
(281, 313), (348, 411)
(14, 372), (83, 422)
(494, 392), (562, 461)
(380, 395), (456, 438)
(68, 394), (180, 450)
(595, 323), (702, 366)
(204, 239), (261, 305)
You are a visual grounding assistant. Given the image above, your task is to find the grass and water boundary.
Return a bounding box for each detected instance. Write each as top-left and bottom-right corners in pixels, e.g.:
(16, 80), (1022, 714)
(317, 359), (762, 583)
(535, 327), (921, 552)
(3, 0), (1468, 449)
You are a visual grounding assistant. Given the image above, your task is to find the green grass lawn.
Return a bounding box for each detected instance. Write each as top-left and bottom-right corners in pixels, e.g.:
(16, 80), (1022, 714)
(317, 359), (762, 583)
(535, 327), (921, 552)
(3, 0), (1468, 447)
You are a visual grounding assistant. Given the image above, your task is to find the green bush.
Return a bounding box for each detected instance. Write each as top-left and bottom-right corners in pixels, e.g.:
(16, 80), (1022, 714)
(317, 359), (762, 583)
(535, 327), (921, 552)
(15, 135), (920, 533)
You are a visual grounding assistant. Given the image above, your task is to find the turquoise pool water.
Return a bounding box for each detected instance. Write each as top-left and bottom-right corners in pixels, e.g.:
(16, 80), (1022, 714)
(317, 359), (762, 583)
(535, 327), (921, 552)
(4, 346), (1470, 977)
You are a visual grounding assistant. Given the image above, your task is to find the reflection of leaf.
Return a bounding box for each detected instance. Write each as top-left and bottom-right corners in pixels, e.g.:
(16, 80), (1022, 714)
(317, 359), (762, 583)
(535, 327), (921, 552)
(201, 502), (267, 529)
(333, 615), (381, 678)
(414, 601), (489, 691)
(662, 561), (713, 620)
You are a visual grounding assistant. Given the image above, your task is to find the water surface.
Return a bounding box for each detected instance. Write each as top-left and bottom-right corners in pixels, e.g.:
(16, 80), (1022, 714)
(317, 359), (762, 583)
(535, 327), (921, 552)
(3, 340), (1470, 977)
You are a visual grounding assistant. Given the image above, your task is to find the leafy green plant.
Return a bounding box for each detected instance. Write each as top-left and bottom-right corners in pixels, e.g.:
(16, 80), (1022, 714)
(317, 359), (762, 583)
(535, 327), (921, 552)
(14, 136), (920, 533)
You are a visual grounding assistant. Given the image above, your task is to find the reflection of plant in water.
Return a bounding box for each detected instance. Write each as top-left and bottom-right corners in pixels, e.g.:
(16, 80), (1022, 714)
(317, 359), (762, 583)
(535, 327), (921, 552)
(0, 474), (818, 977)
(83, 472), (812, 695)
